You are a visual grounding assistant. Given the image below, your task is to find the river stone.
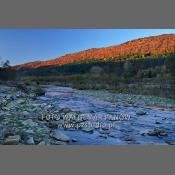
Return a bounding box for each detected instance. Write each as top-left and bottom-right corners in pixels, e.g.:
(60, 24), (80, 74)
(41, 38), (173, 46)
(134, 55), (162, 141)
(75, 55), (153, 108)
(165, 140), (175, 145)
(25, 129), (34, 134)
(50, 140), (67, 145)
(22, 111), (30, 117)
(50, 131), (70, 142)
(47, 121), (58, 128)
(0, 115), (5, 121)
(28, 108), (37, 113)
(22, 119), (38, 127)
(2, 126), (15, 138)
(72, 138), (78, 142)
(147, 129), (167, 137)
(99, 129), (110, 135)
(16, 99), (25, 104)
(99, 134), (107, 139)
(133, 104), (138, 108)
(124, 104), (130, 107)
(61, 108), (72, 114)
(109, 132), (118, 138)
(155, 121), (161, 124)
(0, 126), (4, 137)
(26, 136), (35, 145)
(38, 141), (46, 145)
(136, 110), (147, 115)
(6, 95), (13, 100)
(81, 127), (94, 133)
(4, 135), (21, 145)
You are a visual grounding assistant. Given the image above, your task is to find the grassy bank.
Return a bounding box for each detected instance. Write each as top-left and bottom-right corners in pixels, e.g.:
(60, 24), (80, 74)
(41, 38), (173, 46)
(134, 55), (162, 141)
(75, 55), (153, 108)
(18, 74), (175, 99)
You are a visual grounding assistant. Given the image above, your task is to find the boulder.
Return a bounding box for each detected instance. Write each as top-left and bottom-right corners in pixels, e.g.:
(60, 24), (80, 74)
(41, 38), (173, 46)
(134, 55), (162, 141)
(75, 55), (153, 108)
(4, 135), (21, 145)
(22, 119), (38, 127)
(81, 127), (94, 133)
(147, 129), (167, 137)
(22, 111), (30, 117)
(50, 131), (70, 142)
(136, 110), (147, 115)
(26, 136), (35, 145)
(72, 138), (78, 142)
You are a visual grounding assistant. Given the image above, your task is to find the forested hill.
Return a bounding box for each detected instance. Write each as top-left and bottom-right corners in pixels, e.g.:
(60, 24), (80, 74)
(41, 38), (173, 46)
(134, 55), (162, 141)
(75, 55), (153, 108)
(15, 34), (175, 70)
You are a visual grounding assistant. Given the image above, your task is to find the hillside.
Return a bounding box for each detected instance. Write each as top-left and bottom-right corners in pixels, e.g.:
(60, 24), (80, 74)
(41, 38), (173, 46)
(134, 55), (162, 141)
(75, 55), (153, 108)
(15, 34), (175, 69)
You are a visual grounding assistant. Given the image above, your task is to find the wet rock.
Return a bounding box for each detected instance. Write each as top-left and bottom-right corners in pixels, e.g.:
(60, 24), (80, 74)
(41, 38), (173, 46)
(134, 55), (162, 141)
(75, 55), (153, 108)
(133, 104), (138, 108)
(154, 115), (161, 118)
(29, 107), (38, 113)
(162, 118), (167, 120)
(72, 138), (78, 142)
(81, 127), (94, 133)
(22, 119), (38, 127)
(140, 130), (149, 136)
(44, 104), (54, 111)
(99, 129), (110, 135)
(50, 140), (67, 145)
(147, 129), (167, 137)
(50, 131), (70, 142)
(29, 93), (37, 99)
(0, 115), (5, 121)
(32, 86), (45, 97)
(16, 99), (25, 105)
(124, 137), (133, 141)
(2, 126), (15, 138)
(0, 126), (4, 138)
(165, 140), (175, 145)
(99, 134), (107, 139)
(22, 111), (30, 117)
(38, 141), (46, 145)
(16, 93), (22, 98)
(33, 136), (44, 144)
(15, 83), (29, 93)
(136, 110), (147, 116)
(47, 121), (58, 128)
(124, 104), (130, 107)
(109, 132), (118, 138)
(102, 127), (110, 131)
(155, 121), (161, 124)
(4, 135), (21, 145)
(26, 136), (35, 145)
(60, 108), (72, 114)
(25, 129), (34, 134)
(32, 103), (41, 107)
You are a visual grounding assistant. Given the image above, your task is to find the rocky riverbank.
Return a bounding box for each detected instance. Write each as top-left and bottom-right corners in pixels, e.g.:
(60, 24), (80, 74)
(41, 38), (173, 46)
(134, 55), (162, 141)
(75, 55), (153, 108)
(0, 83), (175, 145)
(0, 84), (72, 145)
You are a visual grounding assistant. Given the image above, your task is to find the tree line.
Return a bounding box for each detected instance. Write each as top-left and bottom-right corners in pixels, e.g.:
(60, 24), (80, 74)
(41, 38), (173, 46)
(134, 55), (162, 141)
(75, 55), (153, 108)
(0, 59), (16, 81)
(19, 55), (175, 80)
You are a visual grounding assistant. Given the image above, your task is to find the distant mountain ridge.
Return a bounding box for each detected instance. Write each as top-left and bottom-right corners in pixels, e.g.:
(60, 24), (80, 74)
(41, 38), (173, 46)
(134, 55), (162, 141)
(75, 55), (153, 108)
(15, 34), (175, 69)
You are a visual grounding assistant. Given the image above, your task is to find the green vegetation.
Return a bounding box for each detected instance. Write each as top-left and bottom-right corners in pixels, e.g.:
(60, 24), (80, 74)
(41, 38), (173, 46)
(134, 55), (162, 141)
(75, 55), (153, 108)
(0, 59), (16, 81)
(16, 54), (175, 98)
(165, 55), (175, 76)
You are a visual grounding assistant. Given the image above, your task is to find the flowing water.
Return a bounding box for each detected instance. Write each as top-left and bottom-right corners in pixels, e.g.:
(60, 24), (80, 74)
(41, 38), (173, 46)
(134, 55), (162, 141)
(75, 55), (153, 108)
(38, 86), (175, 145)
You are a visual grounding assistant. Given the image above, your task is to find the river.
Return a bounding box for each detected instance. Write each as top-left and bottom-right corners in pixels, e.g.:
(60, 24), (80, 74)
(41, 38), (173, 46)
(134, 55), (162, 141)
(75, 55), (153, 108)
(37, 86), (175, 145)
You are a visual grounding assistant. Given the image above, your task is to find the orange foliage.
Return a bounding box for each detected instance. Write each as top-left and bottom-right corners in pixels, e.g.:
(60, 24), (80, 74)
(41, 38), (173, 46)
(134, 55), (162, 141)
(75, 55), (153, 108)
(15, 34), (175, 69)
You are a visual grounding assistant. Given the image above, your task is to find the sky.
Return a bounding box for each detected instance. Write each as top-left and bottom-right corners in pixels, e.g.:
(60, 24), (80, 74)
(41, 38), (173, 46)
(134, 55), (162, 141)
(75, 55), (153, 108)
(0, 29), (175, 65)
